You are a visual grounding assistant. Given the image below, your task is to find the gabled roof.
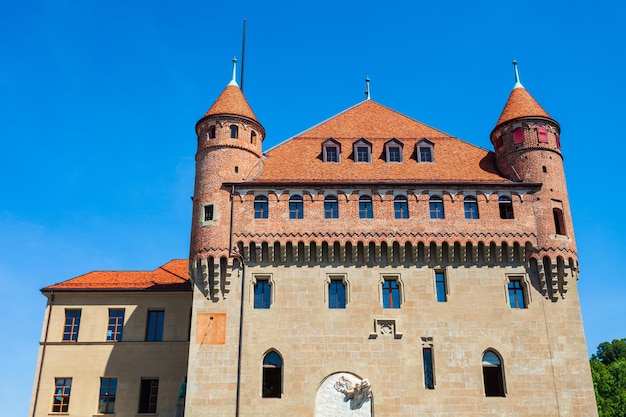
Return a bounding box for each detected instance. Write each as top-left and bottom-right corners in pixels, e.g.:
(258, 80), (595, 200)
(203, 84), (258, 122)
(495, 86), (551, 127)
(42, 260), (190, 292)
(254, 100), (508, 184)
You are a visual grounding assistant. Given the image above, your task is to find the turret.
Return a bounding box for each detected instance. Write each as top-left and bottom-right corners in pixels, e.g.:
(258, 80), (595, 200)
(490, 61), (577, 298)
(190, 59), (264, 296)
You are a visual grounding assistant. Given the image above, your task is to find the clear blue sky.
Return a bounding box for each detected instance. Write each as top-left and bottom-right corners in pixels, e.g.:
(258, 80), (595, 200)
(2, 1), (624, 415)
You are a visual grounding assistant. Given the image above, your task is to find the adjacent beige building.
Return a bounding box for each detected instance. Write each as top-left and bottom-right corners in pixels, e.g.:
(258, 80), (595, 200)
(31, 62), (598, 416)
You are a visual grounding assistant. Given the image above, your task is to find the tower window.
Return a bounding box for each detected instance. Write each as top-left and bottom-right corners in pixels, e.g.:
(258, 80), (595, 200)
(435, 271), (447, 302)
(254, 279), (271, 309)
(254, 196), (268, 219)
(553, 208), (566, 235)
(382, 278), (401, 309)
(251, 131), (257, 144)
(328, 278), (346, 309)
(423, 347), (435, 389)
(498, 196), (514, 219)
(429, 195), (444, 219)
(209, 125), (216, 139)
(262, 351), (283, 398)
(324, 195), (338, 219)
(537, 125), (548, 143)
(359, 195), (373, 218)
(230, 124), (239, 139)
(513, 127), (524, 144)
(394, 195), (409, 219)
(204, 204), (214, 222)
(508, 278), (527, 308)
(482, 350), (505, 397)
(464, 196), (479, 219)
(289, 195), (303, 219)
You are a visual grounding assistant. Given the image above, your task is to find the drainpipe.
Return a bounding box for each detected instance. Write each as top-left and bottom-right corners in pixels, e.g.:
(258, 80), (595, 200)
(32, 291), (53, 417)
(233, 248), (246, 417)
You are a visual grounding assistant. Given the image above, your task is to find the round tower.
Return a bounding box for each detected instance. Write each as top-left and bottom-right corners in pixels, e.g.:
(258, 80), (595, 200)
(490, 61), (576, 297)
(190, 58), (264, 271)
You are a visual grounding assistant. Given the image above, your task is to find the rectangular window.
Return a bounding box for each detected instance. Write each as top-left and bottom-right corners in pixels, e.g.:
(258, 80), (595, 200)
(388, 146), (401, 162)
(394, 197), (409, 219)
(328, 279), (346, 309)
(138, 378), (159, 414)
(146, 310), (164, 341)
(63, 309), (81, 342)
(429, 198), (444, 219)
(423, 348), (435, 389)
(356, 146), (370, 162)
(99, 377), (117, 414)
(289, 198), (303, 219)
(107, 309), (125, 341)
(204, 204), (214, 222)
(435, 271), (447, 302)
(254, 279), (271, 309)
(508, 279), (526, 308)
(324, 197), (338, 219)
(382, 278), (401, 309)
(52, 378), (72, 413)
(359, 199), (373, 218)
(513, 127), (524, 144)
(419, 147), (433, 162)
(325, 146), (338, 162)
(537, 125), (548, 143)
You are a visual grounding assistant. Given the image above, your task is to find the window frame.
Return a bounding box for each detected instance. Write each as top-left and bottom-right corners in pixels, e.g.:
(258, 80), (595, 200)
(435, 270), (447, 302)
(145, 310), (164, 342)
(107, 308), (125, 342)
(98, 377), (117, 414)
(429, 195), (445, 219)
(482, 350), (506, 397)
(327, 275), (348, 309)
(253, 275), (273, 309)
(288, 195), (304, 220)
(358, 195), (373, 219)
(498, 195), (514, 219)
(463, 195), (479, 219)
(416, 139), (435, 163)
(262, 350), (283, 398)
(230, 124), (239, 139)
(254, 195), (269, 219)
(384, 139), (404, 163)
(322, 138), (341, 163)
(324, 195), (339, 219)
(381, 275), (403, 309)
(353, 138), (372, 163)
(208, 125), (216, 139)
(138, 378), (159, 414)
(393, 195), (409, 219)
(423, 347), (435, 389)
(201, 202), (217, 226)
(506, 275), (529, 309)
(52, 377), (72, 413)
(62, 309), (81, 342)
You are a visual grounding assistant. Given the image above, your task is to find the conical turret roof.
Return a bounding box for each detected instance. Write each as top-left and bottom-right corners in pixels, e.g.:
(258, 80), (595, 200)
(203, 84), (259, 122)
(495, 86), (551, 127)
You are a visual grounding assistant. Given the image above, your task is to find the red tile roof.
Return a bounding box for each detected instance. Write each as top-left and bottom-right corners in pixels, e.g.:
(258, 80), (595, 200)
(42, 260), (190, 291)
(496, 87), (550, 127)
(255, 100), (508, 184)
(203, 85), (258, 121)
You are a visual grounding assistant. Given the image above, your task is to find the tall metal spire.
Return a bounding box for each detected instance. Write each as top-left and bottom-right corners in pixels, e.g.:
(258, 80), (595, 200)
(513, 60), (523, 89)
(228, 57), (238, 86)
(365, 76), (371, 100)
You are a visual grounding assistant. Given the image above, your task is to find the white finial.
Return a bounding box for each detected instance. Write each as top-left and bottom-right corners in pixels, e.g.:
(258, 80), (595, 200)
(229, 57), (239, 86)
(512, 60), (523, 89)
(365, 76), (371, 100)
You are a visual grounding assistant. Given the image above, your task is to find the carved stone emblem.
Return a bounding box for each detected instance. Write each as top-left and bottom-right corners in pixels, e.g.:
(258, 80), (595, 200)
(334, 376), (371, 410)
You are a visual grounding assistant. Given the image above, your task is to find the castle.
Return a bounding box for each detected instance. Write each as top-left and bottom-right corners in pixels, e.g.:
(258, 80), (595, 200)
(30, 61), (598, 416)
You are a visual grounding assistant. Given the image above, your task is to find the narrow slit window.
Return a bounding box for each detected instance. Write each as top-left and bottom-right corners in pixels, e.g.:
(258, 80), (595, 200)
(423, 348), (435, 389)
(435, 271), (447, 302)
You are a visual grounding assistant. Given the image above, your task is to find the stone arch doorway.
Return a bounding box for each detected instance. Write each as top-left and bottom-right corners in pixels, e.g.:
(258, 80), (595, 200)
(315, 372), (372, 416)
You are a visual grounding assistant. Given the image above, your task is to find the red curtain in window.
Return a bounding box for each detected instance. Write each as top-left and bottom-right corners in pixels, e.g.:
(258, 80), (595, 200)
(495, 136), (503, 150)
(513, 128), (524, 144)
(555, 133), (561, 149)
(537, 126), (548, 143)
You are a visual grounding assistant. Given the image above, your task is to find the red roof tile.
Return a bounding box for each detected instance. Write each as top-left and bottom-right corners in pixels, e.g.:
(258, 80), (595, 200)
(496, 87), (550, 127)
(204, 85), (258, 121)
(255, 100), (507, 184)
(42, 260), (190, 291)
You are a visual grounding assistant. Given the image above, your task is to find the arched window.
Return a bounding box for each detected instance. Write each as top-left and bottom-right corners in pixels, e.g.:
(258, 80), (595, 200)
(429, 195), (444, 219)
(208, 125), (216, 139)
(289, 195), (303, 219)
(498, 196), (514, 219)
(262, 351), (283, 398)
(464, 196), (479, 219)
(394, 195), (408, 219)
(230, 124), (239, 139)
(254, 196), (268, 219)
(482, 350), (505, 397)
(324, 195), (338, 219)
(359, 195), (373, 219)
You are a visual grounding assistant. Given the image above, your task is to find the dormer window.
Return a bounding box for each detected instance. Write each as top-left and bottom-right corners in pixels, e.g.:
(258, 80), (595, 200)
(416, 139), (434, 163)
(209, 125), (216, 139)
(385, 139), (403, 163)
(353, 139), (371, 163)
(322, 139), (341, 163)
(230, 124), (239, 139)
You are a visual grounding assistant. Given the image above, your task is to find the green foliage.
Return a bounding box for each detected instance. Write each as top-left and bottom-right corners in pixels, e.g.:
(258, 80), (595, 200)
(591, 339), (626, 417)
